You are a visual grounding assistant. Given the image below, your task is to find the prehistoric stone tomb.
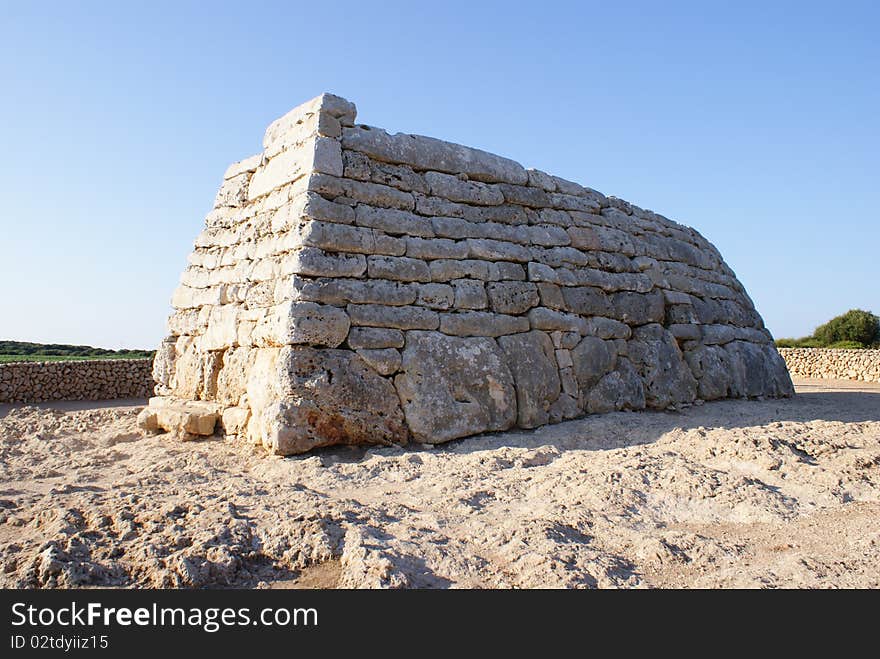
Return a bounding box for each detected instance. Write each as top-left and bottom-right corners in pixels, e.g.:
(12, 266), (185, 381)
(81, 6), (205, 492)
(137, 93), (793, 453)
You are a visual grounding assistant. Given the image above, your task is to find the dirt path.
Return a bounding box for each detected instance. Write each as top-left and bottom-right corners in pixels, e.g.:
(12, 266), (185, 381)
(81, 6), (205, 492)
(1, 378), (878, 588)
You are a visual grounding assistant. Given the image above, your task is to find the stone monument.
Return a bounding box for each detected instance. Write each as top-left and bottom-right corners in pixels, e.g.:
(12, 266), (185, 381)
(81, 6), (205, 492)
(137, 93), (793, 454)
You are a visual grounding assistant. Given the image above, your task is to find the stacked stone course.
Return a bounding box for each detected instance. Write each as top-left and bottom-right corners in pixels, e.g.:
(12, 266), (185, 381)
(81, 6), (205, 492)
(139, 93), (793, 453)
(779, 348), (880, 383)
(0, 359), (153, 404)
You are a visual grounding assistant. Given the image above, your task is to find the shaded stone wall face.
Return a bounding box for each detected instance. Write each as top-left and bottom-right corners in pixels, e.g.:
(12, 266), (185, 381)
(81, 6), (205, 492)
(779, 348), (880, 383)
(0, 359), (153, 404)
(144, 93), (792, 454)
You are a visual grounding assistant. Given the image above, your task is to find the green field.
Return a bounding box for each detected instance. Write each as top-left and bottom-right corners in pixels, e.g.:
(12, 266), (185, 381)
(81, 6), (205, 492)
(0, 340), (154, 364)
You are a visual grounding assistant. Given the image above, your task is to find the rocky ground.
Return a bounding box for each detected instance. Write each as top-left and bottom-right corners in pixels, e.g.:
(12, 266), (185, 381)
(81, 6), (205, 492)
(0, 378), (878, 589)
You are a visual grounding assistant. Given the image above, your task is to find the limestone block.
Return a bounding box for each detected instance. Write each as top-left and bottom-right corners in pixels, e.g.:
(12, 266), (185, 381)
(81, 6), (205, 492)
(585, 357), (646, 413)
(486, 281), (540, 314)
(452, 279), (488, 310)
(367, 255), (431, 282)
(496, 262), (526, 280)
(342, 126), (528, 185)
(528, 307), (588, 334)
(343, 150), (429, 193)
(571, 336), (617, 392)
(416, 283), (454, 310)
(283, 247), (366, 278)
(347, 304), (440, 330)
(582, 316), (632, 340)
(356, 206), (434, 237)
(429, 259), (500, 282)
(628, 324), (698, 408)
(260, 347), (408, 455)
(347, 327), (406, 350)
(439, 311), (529, 337)
(424, 171), (504, 206)
(254, 302), (350, 348)
(138, 397), (220, 438)
(498, 331), (560, 428)
(406, 236), (469, 260)
(466, 238), (531, 263)
(356, 348), (402, 376)
(394, 331), (517, 442)
(292, 276), (417, 306)
(309, 173), (415, 210)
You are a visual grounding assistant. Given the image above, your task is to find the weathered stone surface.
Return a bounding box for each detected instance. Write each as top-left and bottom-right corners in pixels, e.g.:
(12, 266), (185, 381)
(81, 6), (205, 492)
(254, 302), (350, 348)
(140, 92), (792, 457)
(416, 283), (454, 310)
(347, 304), (440, 330)
(571, 337), (617, 392)
(405, 236), (469, 260)
(394, 331), (517, 442)
(342, 126), (528, 185)
(356, 348), (402, 376)
(486, 281), (540, 315)
(585, 358), (646, 413)
(347, 327), (405, 350)
(138, 396), (219, 438)
(440, 311), (529, 337)
(628, 324), (698, 408)
(452, 279), (488, 309)
(356, 206), (433, 237)
(424, 171), (504, 206)
(498, 331), (560, 428)
(367, 255), (431, 282)
(260, 347), (408, 454)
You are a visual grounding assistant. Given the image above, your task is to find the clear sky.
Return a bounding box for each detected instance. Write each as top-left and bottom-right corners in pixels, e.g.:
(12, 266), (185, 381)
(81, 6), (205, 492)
(1, 1), (877, 349)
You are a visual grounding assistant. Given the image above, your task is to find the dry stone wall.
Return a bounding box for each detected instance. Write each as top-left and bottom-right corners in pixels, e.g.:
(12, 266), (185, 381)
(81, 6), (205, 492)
(0, 359), (153, 404)
(138, 93), (793, 453)
(779, 348), (880, 382)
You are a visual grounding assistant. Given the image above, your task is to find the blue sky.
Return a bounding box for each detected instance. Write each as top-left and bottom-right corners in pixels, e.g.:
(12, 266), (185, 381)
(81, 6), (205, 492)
(1, 1), (877, 348)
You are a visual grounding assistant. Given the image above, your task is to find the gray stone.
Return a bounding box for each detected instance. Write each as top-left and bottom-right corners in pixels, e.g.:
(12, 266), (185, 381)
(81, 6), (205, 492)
(499, 183), (551, 208)
(440, 312), (530, 337)
(528, 307), (588, 334)
(262, 347), (408, 455)
(582, 316), (632, 340)
(367, 255), (431, 282)
(430, 259), (499, 282)
(405, 236), (469, 260)
(498, 331), (561, 428)
(356, 206), (434, 237)
(416, 283), (454, 310)
(496, 262), (526, 280)
(308, 173), (415, 211)
(292, 276), (417, 306)
(486, 281), (540, 314)
(347, 304), (440, 330)
(586, 357), (646, 413)
(561, 286), (611, 317)
(628, 324), (698, 408)
(424, 171), (504, 205)
(466, 238), (532, 263)
(285, 247), (366, 278)
(342, 126), (528, 185)
(571, 336), (617, 391)
(537, 283), (566, 310)
(684, 344), (732, 400)
(394, 331), (517, 442)
(356, 348), (402, 376)
(347, 327), (405, 350)
(452, 279), (488, 310)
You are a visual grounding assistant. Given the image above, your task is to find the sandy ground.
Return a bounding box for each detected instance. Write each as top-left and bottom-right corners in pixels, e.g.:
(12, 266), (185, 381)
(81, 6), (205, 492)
(0, 378), (878, 589)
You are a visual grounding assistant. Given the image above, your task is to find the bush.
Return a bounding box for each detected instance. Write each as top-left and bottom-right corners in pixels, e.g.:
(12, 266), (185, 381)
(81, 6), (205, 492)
(826, 340), (865, 350)
(813, 309), (879, 347)
(775, 337), (822, 348)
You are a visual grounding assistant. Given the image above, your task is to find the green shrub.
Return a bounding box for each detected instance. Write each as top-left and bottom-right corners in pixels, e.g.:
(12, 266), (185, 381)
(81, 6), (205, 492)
(826, 340), (865, 349)
(775, 337), (822, 348)
(813, 309), (879, 347)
